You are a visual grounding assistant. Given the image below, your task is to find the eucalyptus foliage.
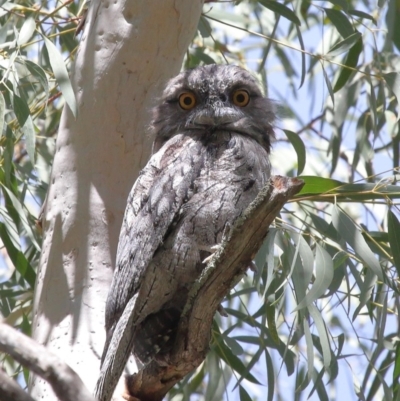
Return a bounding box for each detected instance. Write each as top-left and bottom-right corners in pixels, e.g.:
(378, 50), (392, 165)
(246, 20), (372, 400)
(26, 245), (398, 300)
(0, 1), (399, 400)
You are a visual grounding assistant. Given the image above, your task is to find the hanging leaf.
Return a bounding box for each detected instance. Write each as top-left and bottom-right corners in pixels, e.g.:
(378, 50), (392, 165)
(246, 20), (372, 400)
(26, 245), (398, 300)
(42, 35), (77, 117)
(21, 115), (35, 164)
(321, 61), (335, 105)
(324, 8), (354, 38)
(0, 91), (5, 136)
(388, 210), (400, 278)
(13, 94), (30, 127)
(23, 60), (49, 100)
(17, 17), (36, 46)
(294, 244), (334, 311)
(334, 36), (363, 92)
(332, 206), (383, 281)
(283, 129), (306, 175)
(258, 1), (301, 25)
(383, 72), (400, 120)
(328, 32), (362, 57)
(308, 304), (331, 368)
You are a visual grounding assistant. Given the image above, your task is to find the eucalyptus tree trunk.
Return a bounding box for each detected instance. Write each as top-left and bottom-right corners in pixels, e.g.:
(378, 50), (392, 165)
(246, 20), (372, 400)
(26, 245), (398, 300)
(30, 1), (203, 400)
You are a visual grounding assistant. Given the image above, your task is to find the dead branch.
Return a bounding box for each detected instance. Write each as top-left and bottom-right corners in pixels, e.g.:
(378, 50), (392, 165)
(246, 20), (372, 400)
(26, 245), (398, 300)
(125, 175), (304, 401)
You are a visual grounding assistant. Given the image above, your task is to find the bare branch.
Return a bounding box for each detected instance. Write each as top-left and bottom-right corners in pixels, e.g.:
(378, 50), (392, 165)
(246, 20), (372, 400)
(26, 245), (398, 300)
(0, 323), (96, 401)
(124, 175), (304, 401)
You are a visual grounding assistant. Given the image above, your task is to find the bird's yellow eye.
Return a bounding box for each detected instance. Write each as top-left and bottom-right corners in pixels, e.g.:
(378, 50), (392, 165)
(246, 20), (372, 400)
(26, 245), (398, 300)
(232, 90), (250, 107)
(178, 92), (196, 110)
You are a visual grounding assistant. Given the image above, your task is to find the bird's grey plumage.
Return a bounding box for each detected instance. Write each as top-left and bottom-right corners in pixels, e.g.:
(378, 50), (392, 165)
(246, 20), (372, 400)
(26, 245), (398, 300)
(95, 64), (275, 401)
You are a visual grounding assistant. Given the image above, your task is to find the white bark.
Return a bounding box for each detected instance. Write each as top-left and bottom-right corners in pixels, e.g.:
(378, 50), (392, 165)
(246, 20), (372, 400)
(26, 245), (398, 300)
(30, 1), (203, 400)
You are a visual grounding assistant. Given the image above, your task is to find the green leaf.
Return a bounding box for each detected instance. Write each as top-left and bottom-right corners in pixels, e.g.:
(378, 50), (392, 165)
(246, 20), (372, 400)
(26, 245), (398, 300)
(324, 8), (354, 38)
(297, 176), (343, 195)
(394, 341), (400, 399)
(258, 1), (301, 25)
(17, 17), (36, 46)
(1, 185), (40, 251)
(295, 24), (306, 89)
(0, 222), (35, 287)
(283, 130), (306, 175)
(332, 206), (383, 281)
(0, 207), (21, 250)
(308, 304), (331, 368)
(265, 301), (279, 344)
(24, 60), (49, 99)
(239, 386), (252, 401)
(294, 244), (334, 311)
(321, 61), (334, 105)
(303, 319), (314, 382)
(198, 16), (211, 38)
(224, 336), (243, 356)
(214, 333), (261, 385)
(328, 32), (362, 56)
(349, 9), (377, 24)
(334, 36), (362, 92)
(42, 35), (77, 117)
(13, 94), (30, 127)
(383, 72), (400, 120)
(0, 91), (5, 136)
(388, 210), (400, 278)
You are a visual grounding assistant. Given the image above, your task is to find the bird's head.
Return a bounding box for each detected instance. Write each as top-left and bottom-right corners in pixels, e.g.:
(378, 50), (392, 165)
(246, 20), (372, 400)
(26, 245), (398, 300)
(150, 64), (275, 153)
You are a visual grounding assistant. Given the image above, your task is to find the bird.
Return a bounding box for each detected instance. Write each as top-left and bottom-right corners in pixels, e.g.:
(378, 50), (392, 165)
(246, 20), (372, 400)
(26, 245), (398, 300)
(95, 64), (275, 401)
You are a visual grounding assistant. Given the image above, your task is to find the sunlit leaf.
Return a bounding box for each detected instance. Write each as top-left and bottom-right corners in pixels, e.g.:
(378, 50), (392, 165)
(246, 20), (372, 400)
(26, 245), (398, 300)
(294, 244), (334, 311)
(308, 304), (331, 368)
(0, 222), (35, 287)
(17, 17), (36, 46)
(332, 206), (383, 281)
(42, 35), (77, 117)
(1, 186), (40, 251)
(297, 176), (343, 195)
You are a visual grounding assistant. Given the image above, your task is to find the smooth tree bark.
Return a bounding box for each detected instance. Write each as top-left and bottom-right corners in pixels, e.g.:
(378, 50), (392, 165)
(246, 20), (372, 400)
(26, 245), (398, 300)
(0, 323), (95, 401)
(30, 1), (203, 400)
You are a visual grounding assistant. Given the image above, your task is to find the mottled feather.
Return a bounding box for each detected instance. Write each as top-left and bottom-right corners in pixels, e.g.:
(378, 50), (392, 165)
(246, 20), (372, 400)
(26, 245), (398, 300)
(95, 64), (275, 401)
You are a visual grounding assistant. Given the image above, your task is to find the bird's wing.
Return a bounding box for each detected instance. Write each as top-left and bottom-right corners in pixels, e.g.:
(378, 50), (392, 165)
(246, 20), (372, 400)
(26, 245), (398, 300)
(102, 134), (203, 361)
